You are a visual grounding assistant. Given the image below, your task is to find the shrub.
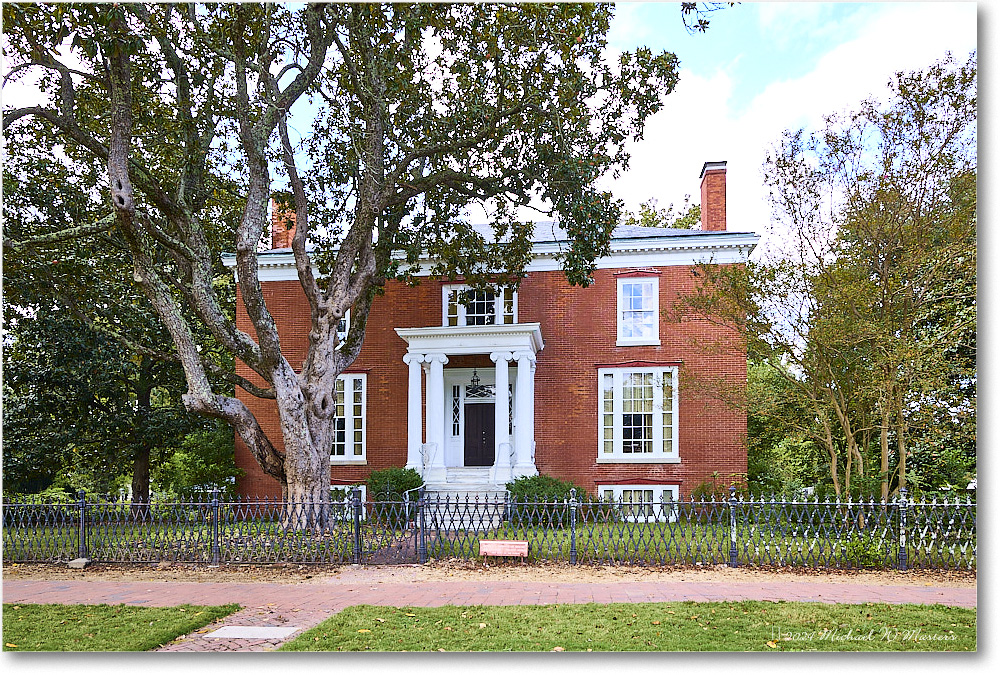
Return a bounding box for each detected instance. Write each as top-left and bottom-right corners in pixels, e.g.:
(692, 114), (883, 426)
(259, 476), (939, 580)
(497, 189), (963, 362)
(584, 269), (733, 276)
(506, 474), (586, 502)
(505, 474), (587, 527)
(844, 534), (884, 568)
(366, 467), (423, 501)
(152, 425), (243, 500)
(688, 472), (749, 501)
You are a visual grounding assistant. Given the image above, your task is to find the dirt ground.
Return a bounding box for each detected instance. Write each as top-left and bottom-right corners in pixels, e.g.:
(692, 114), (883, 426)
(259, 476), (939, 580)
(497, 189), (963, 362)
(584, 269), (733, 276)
(3, 558), (976, 588)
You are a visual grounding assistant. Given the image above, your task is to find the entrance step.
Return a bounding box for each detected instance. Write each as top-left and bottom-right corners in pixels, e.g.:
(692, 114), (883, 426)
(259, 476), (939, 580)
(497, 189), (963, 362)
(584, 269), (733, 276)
(444, 467), (492, 484)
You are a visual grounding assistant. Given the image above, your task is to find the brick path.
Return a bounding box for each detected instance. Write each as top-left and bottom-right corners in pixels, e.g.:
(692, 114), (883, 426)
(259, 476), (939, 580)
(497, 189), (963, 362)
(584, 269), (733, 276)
(3, 577), (976, 652)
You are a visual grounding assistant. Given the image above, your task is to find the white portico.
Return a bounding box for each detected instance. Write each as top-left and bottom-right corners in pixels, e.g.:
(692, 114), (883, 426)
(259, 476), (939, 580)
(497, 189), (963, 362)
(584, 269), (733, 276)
(395, 324), (543, 490)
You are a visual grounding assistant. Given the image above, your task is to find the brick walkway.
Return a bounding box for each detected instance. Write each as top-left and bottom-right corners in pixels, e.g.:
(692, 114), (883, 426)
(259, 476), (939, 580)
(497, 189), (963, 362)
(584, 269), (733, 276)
(3, 577), (976, 652)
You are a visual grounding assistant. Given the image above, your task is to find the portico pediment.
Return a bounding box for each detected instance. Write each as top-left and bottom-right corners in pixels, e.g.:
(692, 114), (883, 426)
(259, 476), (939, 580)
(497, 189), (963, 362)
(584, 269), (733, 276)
(395, 323), (543, 356)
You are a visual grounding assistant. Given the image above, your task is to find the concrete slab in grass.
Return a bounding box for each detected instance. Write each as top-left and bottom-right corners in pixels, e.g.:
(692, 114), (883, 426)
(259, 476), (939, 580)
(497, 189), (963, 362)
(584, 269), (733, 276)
(205, 626), (302, 639)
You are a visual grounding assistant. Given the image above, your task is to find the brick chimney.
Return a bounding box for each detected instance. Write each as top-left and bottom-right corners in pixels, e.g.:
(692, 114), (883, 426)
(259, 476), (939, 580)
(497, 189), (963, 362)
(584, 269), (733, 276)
(270, 198), (296, 250)
(699, 161), (727, 232)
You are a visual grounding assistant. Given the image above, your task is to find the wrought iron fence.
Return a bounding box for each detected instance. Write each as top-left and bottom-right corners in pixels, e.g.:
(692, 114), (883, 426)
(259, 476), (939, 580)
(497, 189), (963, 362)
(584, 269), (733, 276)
(2, 488), (976, 570)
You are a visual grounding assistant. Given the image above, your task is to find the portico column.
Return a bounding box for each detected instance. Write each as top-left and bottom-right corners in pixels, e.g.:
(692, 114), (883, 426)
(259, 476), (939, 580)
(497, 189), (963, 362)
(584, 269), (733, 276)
(513, 351), (538, 477)
(424, 353), (449, 483)
(402, 353), (424, 472)
(490, 351), (513, 483)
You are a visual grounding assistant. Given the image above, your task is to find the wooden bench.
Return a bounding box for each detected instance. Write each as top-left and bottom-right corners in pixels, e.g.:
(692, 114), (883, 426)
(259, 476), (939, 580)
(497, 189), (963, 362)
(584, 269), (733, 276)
(478, 539), (529, 558)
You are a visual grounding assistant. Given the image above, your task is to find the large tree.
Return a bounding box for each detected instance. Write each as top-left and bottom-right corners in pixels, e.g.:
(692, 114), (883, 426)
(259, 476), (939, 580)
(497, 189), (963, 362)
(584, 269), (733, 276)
(675, 54), (976, 499)
(3, 3), (681, 523)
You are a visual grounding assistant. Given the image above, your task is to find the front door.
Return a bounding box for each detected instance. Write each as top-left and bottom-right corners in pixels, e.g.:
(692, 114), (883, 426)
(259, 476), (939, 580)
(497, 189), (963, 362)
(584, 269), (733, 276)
(464, 403), (496, 466)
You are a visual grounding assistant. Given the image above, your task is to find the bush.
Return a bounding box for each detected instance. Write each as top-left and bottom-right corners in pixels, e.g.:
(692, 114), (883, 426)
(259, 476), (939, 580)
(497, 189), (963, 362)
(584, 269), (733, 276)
(688, 472), (749, 501)
(366, 467), (423, 501)
(844, 534), (884, 568)
(506, 474), (586, 502)
(152, 425), (243, 500)
(505, 474), (588, 527)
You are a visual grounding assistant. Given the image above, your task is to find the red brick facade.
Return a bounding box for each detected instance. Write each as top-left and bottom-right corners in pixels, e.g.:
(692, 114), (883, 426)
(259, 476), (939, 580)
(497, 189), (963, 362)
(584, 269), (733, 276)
(233, 264), (748, 498)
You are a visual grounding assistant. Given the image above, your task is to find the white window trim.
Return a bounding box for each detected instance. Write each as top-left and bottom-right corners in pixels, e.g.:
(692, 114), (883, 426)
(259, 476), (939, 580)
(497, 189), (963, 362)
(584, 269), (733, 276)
(616, 276), (660, 346)
(597, 366), (679, 463)
(441, 284), (517, 327)
(335, 308), (351, 349)
(331, 373), (367, 464)
(598, 484), (680, 522)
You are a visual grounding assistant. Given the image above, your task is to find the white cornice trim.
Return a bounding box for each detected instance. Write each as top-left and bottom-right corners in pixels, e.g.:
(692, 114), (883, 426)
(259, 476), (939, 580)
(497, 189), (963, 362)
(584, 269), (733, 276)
(223, 232), (760, 281)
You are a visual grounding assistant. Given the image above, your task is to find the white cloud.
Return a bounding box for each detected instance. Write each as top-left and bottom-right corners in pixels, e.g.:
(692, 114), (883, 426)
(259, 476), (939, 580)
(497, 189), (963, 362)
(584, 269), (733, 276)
(604, 1), (976, 245)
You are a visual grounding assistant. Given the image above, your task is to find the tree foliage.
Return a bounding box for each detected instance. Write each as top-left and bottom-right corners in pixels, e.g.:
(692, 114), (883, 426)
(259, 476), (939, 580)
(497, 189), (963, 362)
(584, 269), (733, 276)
(1, 312), (216, 501)
(3, 3), (683, 522)
(623, 196), (701, 230)
(677, 53), (976, 499)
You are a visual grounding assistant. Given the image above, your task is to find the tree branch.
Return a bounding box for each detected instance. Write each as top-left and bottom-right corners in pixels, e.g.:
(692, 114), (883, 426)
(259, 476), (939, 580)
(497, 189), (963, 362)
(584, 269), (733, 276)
(3, 213), (117, 253)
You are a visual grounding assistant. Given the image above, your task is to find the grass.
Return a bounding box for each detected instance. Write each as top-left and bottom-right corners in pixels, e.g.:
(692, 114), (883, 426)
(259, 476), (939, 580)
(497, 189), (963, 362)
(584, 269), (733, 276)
(280, 601), (976, 652)
(2, 603), (240, 651)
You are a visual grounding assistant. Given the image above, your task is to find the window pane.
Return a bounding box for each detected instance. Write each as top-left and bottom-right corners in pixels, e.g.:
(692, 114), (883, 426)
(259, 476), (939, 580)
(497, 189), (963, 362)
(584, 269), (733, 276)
(620, 281), (655, 339)
(447, 291), (459, 326)
(333, 377), (347, 456)
(464, 289), (496, 325)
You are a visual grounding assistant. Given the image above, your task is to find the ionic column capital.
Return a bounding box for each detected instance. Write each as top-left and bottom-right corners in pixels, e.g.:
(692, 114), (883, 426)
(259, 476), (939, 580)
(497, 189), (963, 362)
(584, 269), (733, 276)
(513, 351), (536, 364)
(490, 350), (513, 363)
(425, 353), (449, 365)
(402, 353), (425, 366)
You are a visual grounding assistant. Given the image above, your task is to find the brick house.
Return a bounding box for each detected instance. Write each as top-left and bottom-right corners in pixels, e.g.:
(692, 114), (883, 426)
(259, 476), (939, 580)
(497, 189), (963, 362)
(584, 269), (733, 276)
(230, 161), (758, 502)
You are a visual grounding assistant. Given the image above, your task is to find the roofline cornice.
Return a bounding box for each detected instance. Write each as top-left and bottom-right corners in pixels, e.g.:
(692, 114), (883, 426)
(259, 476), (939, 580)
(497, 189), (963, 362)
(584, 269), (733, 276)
(222, 231), (760, 271)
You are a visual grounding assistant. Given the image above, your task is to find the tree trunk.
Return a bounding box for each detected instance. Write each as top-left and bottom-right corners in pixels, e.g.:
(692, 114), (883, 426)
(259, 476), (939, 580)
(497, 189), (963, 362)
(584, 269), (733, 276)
(131, 357), (153, 518)
(880, 409), (890, 502)
(272, 366), (334, 530)
(131, 444), (151, 517)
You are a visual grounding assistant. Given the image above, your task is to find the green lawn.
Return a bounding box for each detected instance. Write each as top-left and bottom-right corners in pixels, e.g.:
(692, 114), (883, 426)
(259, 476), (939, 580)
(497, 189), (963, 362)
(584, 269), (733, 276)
(2, 603), (240, 651)
(280, 601), (976, 652)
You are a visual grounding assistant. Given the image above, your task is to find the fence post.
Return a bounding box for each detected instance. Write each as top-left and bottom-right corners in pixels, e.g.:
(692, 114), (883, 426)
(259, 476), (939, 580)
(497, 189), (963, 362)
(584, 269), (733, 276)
(352, 486), (362, 564)
(897, 487), (908, 571)
(76, 489), (88, 559)
(210, 489), (221, 567)
(728, 486), (738, 568)
(569, 488), (578, 565)
(417, 486), (428, 564)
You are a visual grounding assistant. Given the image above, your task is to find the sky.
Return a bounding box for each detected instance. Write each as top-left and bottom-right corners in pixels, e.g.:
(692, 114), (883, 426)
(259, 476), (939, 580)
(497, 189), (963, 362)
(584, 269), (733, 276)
(597, 1), (978, 242)
(1, 2), (979, 246)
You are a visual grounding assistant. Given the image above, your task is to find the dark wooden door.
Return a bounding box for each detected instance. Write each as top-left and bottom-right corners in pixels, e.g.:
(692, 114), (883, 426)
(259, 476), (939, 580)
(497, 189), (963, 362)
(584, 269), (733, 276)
(464, 403), (496, 467)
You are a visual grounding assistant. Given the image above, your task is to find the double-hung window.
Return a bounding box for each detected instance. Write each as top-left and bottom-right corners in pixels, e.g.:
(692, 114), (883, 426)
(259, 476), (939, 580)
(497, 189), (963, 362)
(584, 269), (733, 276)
(598, 366), (679, 462)
(331, 374), (366, 463)
(442, 285), (516, 326)
(616, 276), (659, 345)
